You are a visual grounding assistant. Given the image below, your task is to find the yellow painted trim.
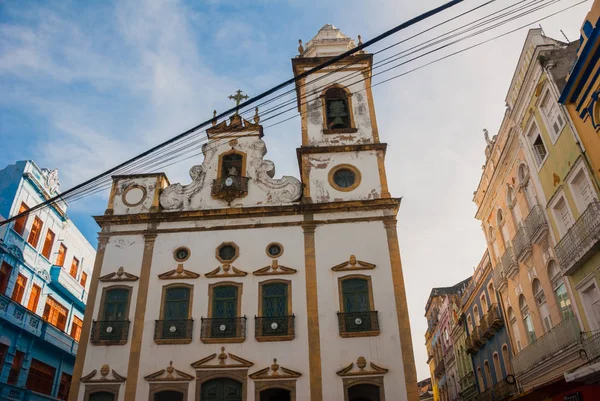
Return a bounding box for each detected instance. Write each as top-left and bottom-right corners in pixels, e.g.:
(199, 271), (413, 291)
(302, 220), (323, 401)
(320, 84), (356, 132)
(376, 150), (391, 198)
(383, 218), (419, 401)
(124, 233), (157, 400)
(216, 149), (247, 181)
(328, 164), (362, 192)
(363, 69), (380, 143)
(159, 283), (194, 320)
(67, 235), (109, 401)
(265, 242), (284, 259)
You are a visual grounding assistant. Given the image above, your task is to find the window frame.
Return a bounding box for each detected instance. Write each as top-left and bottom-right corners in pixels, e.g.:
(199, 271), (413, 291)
(41, 228), (55, 260)
(12, 274), (27, 304)
(43, 296), (69, 331)
(338, 274), (375, 314)
(80, 272), (88, 288)
(56, 243), (67, 267)
(538, 86), (566, 144)
(13, 202), (29, 236)
(549, 190), (575, 238)
(337, 274), (379, 337)
(27, 216), (43, 248)
(0, 262), (13, 295)
(216, 150), (247, 182)
(565, 158), (598, 214)
(525, 120), (548, 169)
(93, 285), (133, 345)
(256, 279), (294, 341)
(321, 84), (357, 134)
(27, 284), (41, 313)
(70, 257), (80, 279)
(70, 315), (84, 342)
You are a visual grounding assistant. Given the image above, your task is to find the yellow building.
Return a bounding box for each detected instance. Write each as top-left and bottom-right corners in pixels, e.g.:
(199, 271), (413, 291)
(474, 28), (600, 398)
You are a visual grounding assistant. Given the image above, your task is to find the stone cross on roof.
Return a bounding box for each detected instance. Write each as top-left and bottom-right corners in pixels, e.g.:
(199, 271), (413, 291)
(228, 89), (249, 115)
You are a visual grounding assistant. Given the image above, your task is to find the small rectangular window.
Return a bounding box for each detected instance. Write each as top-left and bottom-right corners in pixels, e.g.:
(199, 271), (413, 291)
(25, 359), (56, 395)
(27, 284), (41, 313)
(527, 124), (548, 166)
(56, 244), (67, 267)
(8, 351), (24, 385)
(41, 229), (55, 259)
(12, 274), (27, 304)
(0, 262), (13, 295)
(42, 297), (69, 331)
(540, 90), (566, 138)
(27, 216), (43, 248)
(57, 372), (72, 400)
(70, 316), (83, 342)
(69, 258), (79, 279)
(553, 197), (575, 237)
(13, 202), (29, 236)
(80, 272), (88, 288)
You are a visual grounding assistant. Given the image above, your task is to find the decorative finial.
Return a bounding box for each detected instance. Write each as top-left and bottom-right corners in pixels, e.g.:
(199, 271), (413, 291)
(117, 266), (124, 277)
(100, 364), (110, 378)
(358, 35), (363, 45)
(357, 356), (367, 371)
(212, 110), (217, 126)
(176, 264), (184, 274)
(272, 260), (279, 270)
(254, 107), (260, 124)
(349, 255), (357, 266)
(483, 128), (492, 146)
(228, 90), (249, 115)
(298, 39), (304, 56)
(218, 347), (227, 365)
(166, 361), (175, 378)
(271, 358), (280, 376)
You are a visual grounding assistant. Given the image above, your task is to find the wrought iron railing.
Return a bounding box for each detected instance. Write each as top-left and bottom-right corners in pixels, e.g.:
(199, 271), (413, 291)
(485, 304), (504, 332)
(512, 315), (580, 375)
(154, 319), (193, 342)
(200, 316), (246, 340)
(255, 315), (294, 339)
(555, 201), (600, 273)
(524, 205), (548, 243)
(90, 320), (130, 345)
(500, 246), (517, 278)
(492, 263), (506, 290)
(337, 311), (379, 335)
(211, 176), (249, 202)
(512, 226), (530, 260)
(581, 330), (600, 362)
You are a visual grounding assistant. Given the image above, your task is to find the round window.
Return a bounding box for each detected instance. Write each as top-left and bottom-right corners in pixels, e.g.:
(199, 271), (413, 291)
(266, 243), (283, 258)
(174, 247), (190, 262)
(218, 245), (237, 261)
(333, 168), (356, 188)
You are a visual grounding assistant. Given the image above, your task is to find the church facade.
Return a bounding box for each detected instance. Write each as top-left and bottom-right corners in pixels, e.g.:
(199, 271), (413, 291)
(69, 25), (418, 401)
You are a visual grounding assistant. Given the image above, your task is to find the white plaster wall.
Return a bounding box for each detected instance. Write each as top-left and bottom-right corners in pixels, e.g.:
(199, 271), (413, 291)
(78, 235), (144, 401)
(304, 69), (375, 146)
(314, 220), (408, 400)
(112, 176), (161, 216)
(135, 225), (311, 400)
(307, 150), (383, 203)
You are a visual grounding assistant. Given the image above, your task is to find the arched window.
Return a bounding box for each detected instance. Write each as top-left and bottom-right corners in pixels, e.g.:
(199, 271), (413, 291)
(518, 163), (528, 184)
(484, 360), (493, 386)
(548, 260), (573, 320)
(89, 392), (115, 401)
(339, 276), (376, 335)
(506, 186), (515, 205)
(502, 344), (512, 374)
(519, 294), (536, 345)
(497, 209), (504, 226)
(473, 305), (480, 326)
(205, 283), (243, 340)
(257, 280), (293, 339)
(467, 314), (473, 332)
(221, 153), (244, 178)
(324, 87), (352, 130)
(533, 279), (552, 332)
(488, 226), (500, 259)
(480, 295), (488, 314)
(94, 286), (132, 344)
(493, 352), (503, 381)
(477, 366), (485, 391)
(488, 283), (496, 305)
(156, 285), (193, 342)
(508, 307), (522, 352)
(201, 378), (242, 401)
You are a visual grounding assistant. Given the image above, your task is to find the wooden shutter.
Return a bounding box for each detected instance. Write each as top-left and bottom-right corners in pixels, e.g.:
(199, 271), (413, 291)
(13, 202), (29, 236)
(41, 229), (55, 259)
(11, 274), (27, 304)
(27, 284), (41, 312)
(27, 217), (43, 248)
(56, 244), (67, 267)
(69, 258), (79, 278)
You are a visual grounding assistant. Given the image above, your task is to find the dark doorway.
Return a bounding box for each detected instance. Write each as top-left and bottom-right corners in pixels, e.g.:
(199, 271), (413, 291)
(348, 383), (381, 401)
(260, 388), (291, 401)
(89, 392), (115, 401)
(154, 390), (184, 401)
(201, 378), (243, 401)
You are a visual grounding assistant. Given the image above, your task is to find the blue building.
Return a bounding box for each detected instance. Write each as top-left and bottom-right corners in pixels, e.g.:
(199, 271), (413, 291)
(462, 252), (515, 401)
(0, 161), (95, 400)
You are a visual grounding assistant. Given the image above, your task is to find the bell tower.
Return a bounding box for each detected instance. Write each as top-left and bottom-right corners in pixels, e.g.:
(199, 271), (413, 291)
(293, 24), (390, 203)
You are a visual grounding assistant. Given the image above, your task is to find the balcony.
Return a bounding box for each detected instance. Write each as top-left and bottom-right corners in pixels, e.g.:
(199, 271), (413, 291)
(512, 315), (581, 375)
(42, 323), (78, 356)
(500, 246), (518, 279)
(459, 372), (476, 395)
(49, 266), (87, 309)
(512, 226), (532, 262)
(211, 176), (249, 203)
(0, 382), (65, 401)
(476, 379), (515, 401)
(480, 315), (491, 339)
(465, 335), (477, 354)
(154, 319), (193, 344)
(485, 304), (504, 332)
(255, 315), (294, 341)
(473, 326), (485, 347)
(555, 201), (600, 274)
(0, 293), (43, 337)
(524, 205), (548, 243)
(200, 317), (246, 343)
(434, 358), (445, 378)
(90, 320), (130, 345)
(337, 311), (380, 338)
(492, 264), (507, 291)
(581, 330), (600, 362)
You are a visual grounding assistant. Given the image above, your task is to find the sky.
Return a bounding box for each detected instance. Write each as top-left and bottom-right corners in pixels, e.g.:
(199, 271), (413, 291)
(0, 0), (592, 381)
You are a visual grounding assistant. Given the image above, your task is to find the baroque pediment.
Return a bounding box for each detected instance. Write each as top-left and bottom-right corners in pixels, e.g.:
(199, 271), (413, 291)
(205, 264), (248, 278)
(100, 266), (139, 282)
(158, 264), (200, 280)
(253, 260), (297, 276)
(336, 357), (388, 377)
(159, 119), (302, 212)
(249, 359), (301, 380)
(331, 255), (375, 272)
(144, 361), (194, 382)
(191, 347), (253, 369)
(81, 365), (126, 383)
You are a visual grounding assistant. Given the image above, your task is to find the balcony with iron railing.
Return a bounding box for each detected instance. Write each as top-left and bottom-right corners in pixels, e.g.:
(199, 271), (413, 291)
(581, 330), (600, 362)
(154, 319), (193, 344)
(485, 304), (504, 334)
(337, 311), (380, 338)
(434, 358), (446, 378)
(492, 263), (506, 291)
(555, 201), (600, 274)
(512, 315), (581, 375)
(255, 315), (294, 341)
(500, 246), (518, 279)
(90, 320), (130, 345)
(524, 205), (548, 243)
(200, 316), (246, 343)
(211, 176), (249, 203)
(512, 226), (531, 262)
